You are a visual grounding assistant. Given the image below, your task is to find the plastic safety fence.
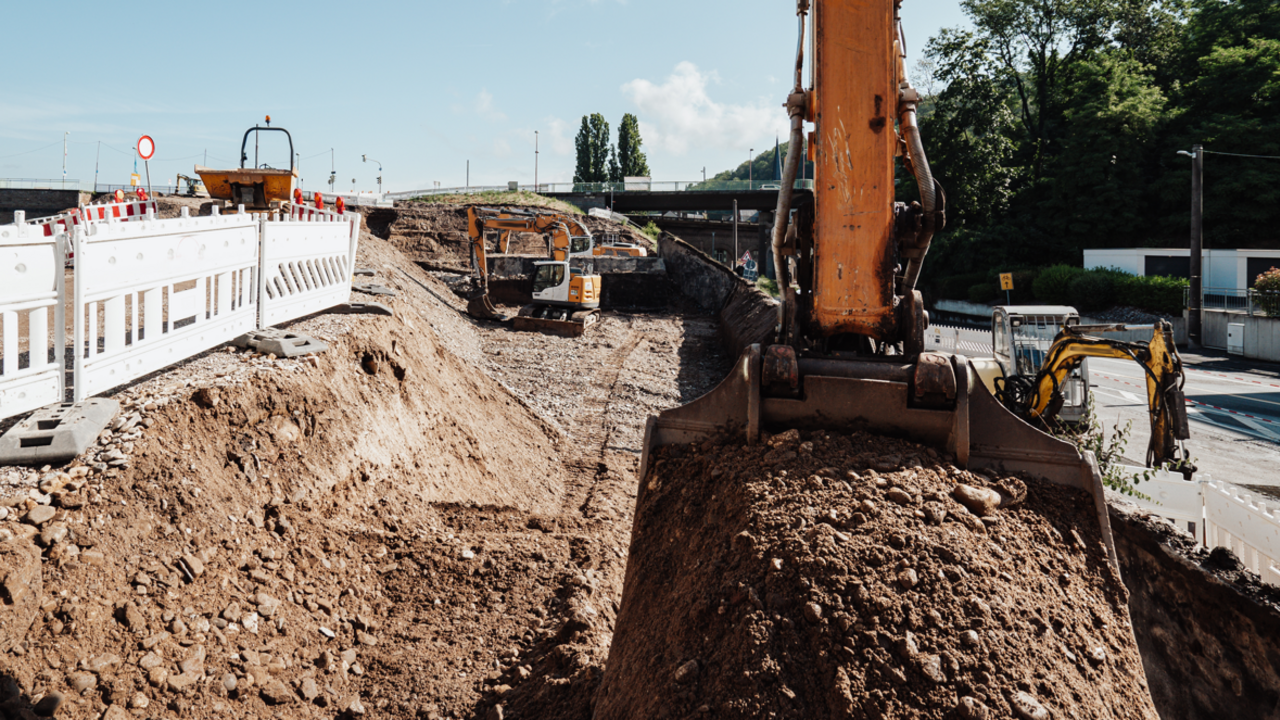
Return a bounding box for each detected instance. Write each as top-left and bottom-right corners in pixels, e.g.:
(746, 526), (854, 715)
(0, 220), (66, 417)
(257, 206), (361, 328)
(1123, 468), (1280, 587)
(72, 210), (260, 401)
(1204, 481), (1280, 587)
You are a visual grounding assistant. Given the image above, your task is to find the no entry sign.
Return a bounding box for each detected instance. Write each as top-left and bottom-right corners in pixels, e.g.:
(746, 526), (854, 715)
(137, 135), (155, 161)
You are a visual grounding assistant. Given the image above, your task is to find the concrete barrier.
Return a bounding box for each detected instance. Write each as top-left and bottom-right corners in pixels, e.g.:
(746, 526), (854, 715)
(657, 233), (777, 355)
(1203, 309), (1280, 361)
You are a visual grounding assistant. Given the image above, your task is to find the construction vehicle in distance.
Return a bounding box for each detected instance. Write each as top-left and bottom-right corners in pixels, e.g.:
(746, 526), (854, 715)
(175, 174), (207, 197)
(974, 307), (1191, 471)
(466, 206), (647, 261)
(464, 206), (602, 337)
(638, 0), (1140, 569)
(195, 117), (297, 211)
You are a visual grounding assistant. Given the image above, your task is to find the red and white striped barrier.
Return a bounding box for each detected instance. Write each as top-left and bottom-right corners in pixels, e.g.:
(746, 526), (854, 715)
(80, 199), (157, 223)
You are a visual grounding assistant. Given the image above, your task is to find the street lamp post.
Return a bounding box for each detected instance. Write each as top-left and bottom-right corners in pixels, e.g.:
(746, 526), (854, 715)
(62, 132), (69, 188)
(1176, 145), (1204, 348)
(748, 149), (753, 190)
(362, 155), (383, 195)
(535, 131), (539, 192)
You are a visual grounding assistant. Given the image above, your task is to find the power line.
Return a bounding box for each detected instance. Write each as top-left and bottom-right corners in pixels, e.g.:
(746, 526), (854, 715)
(1203, 150), (1280, 160)
(0, 140), (63, 159)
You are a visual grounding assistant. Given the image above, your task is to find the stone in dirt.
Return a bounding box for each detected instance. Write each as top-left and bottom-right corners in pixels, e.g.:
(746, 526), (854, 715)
(261, 679), (296, 705)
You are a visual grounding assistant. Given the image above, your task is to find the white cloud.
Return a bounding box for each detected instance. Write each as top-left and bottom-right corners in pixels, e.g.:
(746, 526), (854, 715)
(493, 138), (512, 157)
(452, 90), (508, 123)
(621, 62), (788, 156)
(542, 117), (574, 156)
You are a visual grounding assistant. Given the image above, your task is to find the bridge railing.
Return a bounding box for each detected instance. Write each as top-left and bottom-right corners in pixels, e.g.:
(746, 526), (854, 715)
(387, 179), (817, 201)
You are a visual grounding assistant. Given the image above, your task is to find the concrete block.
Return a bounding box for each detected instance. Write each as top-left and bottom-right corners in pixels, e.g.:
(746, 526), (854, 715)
(0, 399), (120, 466)
(232, 329), (328, 358)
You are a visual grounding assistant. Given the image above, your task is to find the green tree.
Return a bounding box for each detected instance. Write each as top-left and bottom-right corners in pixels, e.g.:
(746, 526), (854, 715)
(616, 113), (651, 178)
(573, 114), (611, 183)
(1047, 53), (1167, 251)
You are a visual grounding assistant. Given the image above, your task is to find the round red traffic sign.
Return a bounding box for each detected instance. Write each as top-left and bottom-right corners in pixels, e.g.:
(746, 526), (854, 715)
(137, 135), (155, 160)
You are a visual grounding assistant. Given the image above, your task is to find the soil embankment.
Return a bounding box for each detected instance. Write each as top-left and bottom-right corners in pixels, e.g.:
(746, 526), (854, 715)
(0, 197), (729, 720)
(1111, 504), (1280, 720)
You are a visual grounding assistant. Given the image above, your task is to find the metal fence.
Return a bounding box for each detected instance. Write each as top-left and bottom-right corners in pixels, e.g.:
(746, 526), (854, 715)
(1196, 286), (1280, 316)
(386, 178), (817, 201)
(0, 179), (90, 191)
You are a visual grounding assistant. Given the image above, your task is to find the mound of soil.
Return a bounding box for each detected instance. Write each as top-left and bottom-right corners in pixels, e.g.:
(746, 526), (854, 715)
(596, 429), (1158, 719)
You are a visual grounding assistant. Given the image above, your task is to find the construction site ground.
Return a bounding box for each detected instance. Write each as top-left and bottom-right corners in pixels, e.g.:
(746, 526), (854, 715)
(3, 196), (1280, 720)
(0, 197), (726, 720)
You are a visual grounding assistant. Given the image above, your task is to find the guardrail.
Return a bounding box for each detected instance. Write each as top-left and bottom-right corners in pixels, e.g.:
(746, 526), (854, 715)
(0, 221), (65, 418)
(386, 179), (818, 201)
(0, 201), (361, 416)
(1125, 469), (1280, 587)
(0, 179), (89, 190)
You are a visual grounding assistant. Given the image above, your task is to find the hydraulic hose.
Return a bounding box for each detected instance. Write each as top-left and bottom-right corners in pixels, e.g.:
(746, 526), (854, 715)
(771, 5), (809, 343)
(899, 101), (936, 290)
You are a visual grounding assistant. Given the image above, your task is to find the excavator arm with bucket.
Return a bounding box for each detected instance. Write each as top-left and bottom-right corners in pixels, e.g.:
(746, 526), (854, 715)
(638, 0), (1124, 570)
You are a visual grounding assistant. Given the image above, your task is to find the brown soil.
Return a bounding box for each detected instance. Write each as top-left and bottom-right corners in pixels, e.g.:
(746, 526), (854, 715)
(0, 197), (728, 720)
(596, 429), (1159, 720)
(365, 202), (653, 269)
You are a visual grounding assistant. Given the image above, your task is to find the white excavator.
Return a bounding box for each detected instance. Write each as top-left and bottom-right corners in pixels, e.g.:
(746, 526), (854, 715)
(463, 207), (602, 337)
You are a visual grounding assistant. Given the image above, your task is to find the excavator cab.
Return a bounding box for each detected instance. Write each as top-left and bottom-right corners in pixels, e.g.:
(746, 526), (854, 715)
(993, 306), (1088, 424)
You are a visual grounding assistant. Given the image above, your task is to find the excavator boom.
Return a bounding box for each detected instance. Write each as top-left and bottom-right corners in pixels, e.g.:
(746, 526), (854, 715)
(637, 0), (1123, 572)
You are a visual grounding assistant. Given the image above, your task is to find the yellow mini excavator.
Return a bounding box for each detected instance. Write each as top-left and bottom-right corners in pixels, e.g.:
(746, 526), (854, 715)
(638, 0), (1136, 568)
(987, 318), (1191, 471)
(464, 207), (602, 337)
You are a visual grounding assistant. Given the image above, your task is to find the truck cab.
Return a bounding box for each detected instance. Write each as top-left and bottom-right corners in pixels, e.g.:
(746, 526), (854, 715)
(992, 306), (1089, 424)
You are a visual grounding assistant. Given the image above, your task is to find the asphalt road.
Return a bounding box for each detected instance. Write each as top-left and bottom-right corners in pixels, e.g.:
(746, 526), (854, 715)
(946, 326), (1280, 491)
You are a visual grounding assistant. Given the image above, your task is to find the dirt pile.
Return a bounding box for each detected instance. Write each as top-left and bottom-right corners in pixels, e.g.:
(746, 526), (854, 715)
(0, 196), (729, 720)
(596, 429), (1158, 719)
(364, 201), (653, 269)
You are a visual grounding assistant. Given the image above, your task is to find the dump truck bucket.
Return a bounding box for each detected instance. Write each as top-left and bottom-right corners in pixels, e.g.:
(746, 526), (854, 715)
(511, 307), (598, 338)
(194, 165), (297, 209)
(465, 292), (507, 322)
(639, 346), (1119, 571)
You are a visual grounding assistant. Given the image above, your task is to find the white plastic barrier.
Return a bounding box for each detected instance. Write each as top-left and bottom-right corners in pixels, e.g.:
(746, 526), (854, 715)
(1122, 468), (1280, 587)
(1121, 467), (1207, 532)
(1204, 481), (1280, 587)
(0, 219), (66, 417)
(72, 210), (260, 400)
(258, 206), (361, 327)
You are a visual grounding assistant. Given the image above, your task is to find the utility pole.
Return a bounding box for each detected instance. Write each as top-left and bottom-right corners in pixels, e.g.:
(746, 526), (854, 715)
(535, 131), (539, 192)
(1189, 144), (1203, 348)
(702, 167), (706, 183)
(733, 199), (739, 262)
(329, 148), (335, 191)
(748, 148), (753, 190)
(94, 141), (101, 193)
(62, 132), (69, 188)
(466, 160), (470, 193)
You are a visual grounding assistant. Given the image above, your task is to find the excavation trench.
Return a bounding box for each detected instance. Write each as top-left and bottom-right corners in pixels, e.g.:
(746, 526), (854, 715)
(0, 198), (1278, 720)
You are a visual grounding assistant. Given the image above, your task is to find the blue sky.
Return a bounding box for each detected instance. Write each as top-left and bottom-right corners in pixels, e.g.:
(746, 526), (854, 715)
(1, 0), (968, 193)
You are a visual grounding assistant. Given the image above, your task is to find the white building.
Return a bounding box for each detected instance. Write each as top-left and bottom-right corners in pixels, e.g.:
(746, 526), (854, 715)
(1083, 248), (1280, 292)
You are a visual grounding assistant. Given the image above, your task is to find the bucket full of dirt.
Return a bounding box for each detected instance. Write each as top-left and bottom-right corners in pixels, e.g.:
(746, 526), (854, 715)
(595, 429), (1159, 719)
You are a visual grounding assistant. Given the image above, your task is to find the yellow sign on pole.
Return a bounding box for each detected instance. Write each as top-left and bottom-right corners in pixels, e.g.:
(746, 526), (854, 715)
(999, 273), (1014, 291)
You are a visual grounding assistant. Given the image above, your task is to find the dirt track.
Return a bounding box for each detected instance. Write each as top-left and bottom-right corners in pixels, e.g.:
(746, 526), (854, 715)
(0, 198), (726, 720)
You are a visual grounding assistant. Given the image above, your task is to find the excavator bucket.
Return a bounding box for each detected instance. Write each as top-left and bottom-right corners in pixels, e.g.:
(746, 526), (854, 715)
(465, 292), (507, 322)
(639, 346), (1120, 571)
(510, 307), (598, 338)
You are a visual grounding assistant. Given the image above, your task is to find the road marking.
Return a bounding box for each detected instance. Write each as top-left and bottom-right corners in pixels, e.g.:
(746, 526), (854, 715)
(1094, 372), (1278, 425)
